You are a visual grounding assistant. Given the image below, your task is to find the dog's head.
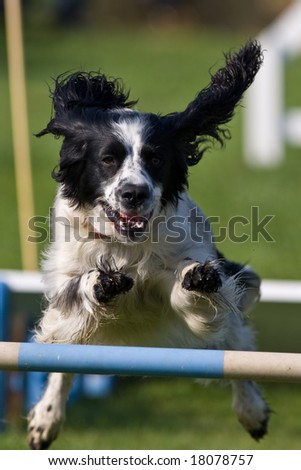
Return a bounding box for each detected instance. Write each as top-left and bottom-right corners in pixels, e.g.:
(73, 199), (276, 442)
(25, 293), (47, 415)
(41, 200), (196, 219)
(38, 41), (263, 243)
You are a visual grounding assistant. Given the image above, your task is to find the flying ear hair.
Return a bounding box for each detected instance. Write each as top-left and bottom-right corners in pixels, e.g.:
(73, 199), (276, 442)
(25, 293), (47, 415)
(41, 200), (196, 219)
(50, 71), (137, 114)
(165, 40), (263, 165)
(36, 71), (138, 138)
(36, 41), (263, 166)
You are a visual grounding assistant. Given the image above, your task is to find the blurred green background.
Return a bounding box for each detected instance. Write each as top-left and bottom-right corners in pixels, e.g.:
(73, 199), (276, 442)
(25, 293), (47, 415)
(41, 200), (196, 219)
(1, 0), (301, 451)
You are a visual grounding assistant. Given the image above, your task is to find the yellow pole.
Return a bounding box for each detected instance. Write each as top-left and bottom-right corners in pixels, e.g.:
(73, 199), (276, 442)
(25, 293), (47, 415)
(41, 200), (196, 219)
(4, 0), (38, 270)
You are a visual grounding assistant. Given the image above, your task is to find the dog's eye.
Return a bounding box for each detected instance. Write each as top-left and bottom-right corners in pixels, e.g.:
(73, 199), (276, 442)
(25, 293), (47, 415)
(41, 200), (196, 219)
(151, 156), (162, 167)
(141, 145), (163, 168)
(102, 156), (115, 165)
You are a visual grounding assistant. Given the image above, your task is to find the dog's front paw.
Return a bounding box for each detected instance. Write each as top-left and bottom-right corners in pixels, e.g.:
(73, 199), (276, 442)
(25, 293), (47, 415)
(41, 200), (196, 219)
(182, 262), (222, 294)
(94, 269), (134, 303)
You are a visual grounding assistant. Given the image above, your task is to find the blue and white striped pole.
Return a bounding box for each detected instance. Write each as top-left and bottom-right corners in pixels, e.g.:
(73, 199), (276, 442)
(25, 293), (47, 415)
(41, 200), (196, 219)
(1, 342), (301, 382)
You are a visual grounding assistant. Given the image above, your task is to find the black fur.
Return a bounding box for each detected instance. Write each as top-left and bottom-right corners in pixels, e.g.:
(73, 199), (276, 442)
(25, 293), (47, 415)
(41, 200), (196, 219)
(52, 276), (82, 313)
(37, 41), (263, 208)
(165, 40), (263, 164)
(37, 71), (138, 137)
(182, 262), (222, 293)
(94, 269), (134, 303)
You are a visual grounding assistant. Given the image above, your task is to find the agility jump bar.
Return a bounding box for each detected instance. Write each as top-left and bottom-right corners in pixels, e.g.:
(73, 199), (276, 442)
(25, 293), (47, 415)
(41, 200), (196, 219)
(1, 342), (301, 382)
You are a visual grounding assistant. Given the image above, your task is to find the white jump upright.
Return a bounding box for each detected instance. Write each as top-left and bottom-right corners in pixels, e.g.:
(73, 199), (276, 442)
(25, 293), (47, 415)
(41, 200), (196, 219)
(244, 0), (301, 167)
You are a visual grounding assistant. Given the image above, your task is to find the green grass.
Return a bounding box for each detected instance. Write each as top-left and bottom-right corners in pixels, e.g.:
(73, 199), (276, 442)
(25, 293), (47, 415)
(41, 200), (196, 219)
(2, 379), (301, 450)
(1, 23), (301, 450)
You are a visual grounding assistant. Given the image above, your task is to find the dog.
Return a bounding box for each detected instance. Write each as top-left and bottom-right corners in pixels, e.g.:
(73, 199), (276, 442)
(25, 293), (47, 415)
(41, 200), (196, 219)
(27, 40), (270, 449)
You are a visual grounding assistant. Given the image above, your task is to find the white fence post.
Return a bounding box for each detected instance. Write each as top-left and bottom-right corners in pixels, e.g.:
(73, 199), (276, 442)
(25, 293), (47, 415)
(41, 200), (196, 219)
(244, 35), (284, 167)
(243, 0), (301, 167)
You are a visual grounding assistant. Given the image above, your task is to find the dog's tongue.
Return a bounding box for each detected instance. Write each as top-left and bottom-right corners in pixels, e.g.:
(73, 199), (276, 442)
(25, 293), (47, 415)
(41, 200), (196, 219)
(119, 215), (148, 231)
(103, 204), (150, 235)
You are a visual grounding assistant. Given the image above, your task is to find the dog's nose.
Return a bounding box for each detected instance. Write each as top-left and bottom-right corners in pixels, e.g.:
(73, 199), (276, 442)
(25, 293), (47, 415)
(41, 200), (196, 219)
(118, 183), (151, 208)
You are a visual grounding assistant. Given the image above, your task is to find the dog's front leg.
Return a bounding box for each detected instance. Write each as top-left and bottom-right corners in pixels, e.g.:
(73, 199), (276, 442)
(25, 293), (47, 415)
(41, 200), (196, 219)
(170, 259), (240, 332)
(93, 265), (134, 304)
(36, 263), (134, 345)
(181, 260), (222, 294)
(27, 372), (73, 450)
(172, 259), (225, 307)
(53, 268), (133, 312)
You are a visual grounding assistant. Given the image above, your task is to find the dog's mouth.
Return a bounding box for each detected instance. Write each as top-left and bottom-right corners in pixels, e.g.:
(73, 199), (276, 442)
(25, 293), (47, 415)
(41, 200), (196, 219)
(102, 203), (152, 238)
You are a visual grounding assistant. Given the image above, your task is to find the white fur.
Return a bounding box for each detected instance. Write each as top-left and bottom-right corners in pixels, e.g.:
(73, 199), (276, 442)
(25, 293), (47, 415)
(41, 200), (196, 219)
(105, 118), (157, 214)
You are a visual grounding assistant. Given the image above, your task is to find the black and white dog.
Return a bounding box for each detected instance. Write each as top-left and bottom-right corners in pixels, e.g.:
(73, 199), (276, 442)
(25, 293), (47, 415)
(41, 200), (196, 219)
(28, 41), (270, 449)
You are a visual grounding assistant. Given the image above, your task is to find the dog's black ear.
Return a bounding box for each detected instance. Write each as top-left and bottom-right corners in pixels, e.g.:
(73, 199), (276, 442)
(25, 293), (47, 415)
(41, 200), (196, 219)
(165, 40), (263, 165)
(36, 71), (138, 138)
